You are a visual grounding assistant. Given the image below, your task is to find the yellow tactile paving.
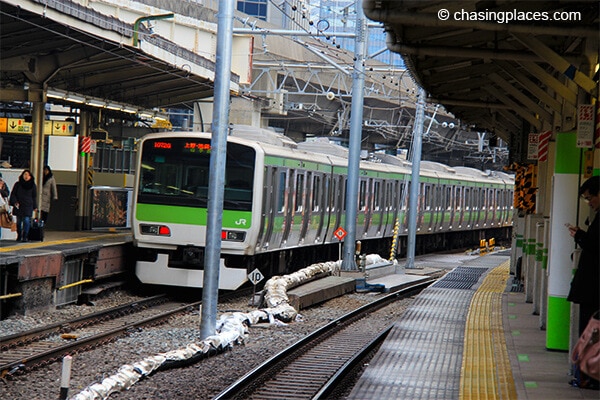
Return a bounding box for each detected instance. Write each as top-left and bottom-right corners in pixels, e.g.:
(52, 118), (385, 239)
(0, 232), (130, 252)
(460, 260), (517, 400)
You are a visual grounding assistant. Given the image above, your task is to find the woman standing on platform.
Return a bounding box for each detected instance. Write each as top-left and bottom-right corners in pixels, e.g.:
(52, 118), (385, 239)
(41, 165), (58, 223)
(9, 169), (38, 242)
(567, 175), (599, 390)
(0, 172), (10, 240)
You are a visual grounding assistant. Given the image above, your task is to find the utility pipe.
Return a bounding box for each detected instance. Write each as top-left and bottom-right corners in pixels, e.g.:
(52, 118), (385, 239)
(57, 279), (93, 291)
(132, 13), (174, 47)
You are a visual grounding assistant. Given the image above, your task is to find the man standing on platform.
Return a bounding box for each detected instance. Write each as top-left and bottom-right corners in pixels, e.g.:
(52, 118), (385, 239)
(567, 175), (599, 390)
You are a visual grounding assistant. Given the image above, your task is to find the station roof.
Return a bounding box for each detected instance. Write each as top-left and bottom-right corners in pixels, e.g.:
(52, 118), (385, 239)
(0, 0), (222, 111)
(363, 1), (599, 146)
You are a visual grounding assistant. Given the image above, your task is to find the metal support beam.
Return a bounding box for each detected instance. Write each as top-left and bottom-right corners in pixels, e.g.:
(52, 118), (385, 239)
(232, 28), (356, 38)
(200, 0), (234, 340)
(488, 73), (553, 123)
(342, 3), (366, 272)
(512, 33), (598, 97)
(405, 87), (426, 269)
(482, 85), (542, 130)
(496, 60), (562, 113)
(518, 61), (578, 106)
(432, 98), (512, 109)
(362, 5), (598, 38)
(29, 85), (45, 210)
(386, 43), (542, 62)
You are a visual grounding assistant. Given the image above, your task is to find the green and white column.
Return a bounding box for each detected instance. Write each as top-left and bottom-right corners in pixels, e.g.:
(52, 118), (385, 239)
(546, 132), (585, 350)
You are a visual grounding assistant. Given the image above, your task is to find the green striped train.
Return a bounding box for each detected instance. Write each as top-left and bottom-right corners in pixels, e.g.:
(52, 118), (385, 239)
(133, 126), (514, 290)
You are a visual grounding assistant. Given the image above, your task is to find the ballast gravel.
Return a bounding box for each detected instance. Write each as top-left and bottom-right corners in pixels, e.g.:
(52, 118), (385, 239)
(0, 289), (413, 400)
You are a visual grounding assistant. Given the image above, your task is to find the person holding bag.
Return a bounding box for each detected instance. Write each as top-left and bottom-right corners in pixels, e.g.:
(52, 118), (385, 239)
(0, 172), (11, 238)
(567, 175), (600, 389)
(40, 165), (58, 223)
(9, 169), (37, 242)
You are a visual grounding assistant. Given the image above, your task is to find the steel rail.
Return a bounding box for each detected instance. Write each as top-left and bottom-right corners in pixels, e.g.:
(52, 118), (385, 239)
(214, 278), (435, 400)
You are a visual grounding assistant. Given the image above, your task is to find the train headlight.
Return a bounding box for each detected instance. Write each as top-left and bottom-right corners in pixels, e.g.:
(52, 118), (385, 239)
(140, 224), (171, 236)
(221, 230), (246, 241)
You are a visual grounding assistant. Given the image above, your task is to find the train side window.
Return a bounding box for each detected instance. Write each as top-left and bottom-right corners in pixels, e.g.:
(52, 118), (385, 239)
(481, 188), (486, 209)
(399, 180), (407, 210)
(277, 170), (287, 213)
(420, 183), (428, 210)
(343, 178), (348, 211)
(295, 172), (304, 212)
(385, 181), (392, 211)
(312, 175), (321, 212)
(359, 179), (367, 210)
(329, 177), (336, 212)
(373, 180), (381, 211)
(445, 186), (452, 210)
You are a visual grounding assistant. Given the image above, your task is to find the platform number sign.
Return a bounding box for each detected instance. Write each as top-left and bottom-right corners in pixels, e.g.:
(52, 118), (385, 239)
(248, 268), (264, 285)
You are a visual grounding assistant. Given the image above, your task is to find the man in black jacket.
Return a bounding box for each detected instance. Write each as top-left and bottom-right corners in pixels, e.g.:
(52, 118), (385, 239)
(567, 175), (599, 389)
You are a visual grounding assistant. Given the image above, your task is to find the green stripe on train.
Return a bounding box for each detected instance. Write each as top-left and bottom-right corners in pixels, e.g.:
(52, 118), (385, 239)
(136, 203), (252, 228)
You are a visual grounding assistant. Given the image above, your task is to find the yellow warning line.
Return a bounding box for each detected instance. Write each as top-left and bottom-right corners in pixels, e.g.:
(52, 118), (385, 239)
(0, 233), (131, 252)
(460, 260), (517, 400)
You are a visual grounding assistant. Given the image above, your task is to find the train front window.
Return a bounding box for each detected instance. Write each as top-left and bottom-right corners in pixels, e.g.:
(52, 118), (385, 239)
(138, 138), (255, 211)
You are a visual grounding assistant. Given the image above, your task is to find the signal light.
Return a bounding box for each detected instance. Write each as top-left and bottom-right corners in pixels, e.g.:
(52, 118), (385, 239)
(140, 224), (171, 236)
(221, 230), (246, 242)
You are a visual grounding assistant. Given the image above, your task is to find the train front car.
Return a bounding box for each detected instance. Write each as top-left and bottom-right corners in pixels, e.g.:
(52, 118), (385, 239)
(132, 132), (261, 290)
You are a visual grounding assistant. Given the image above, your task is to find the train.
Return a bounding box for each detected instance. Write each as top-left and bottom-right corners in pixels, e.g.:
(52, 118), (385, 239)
(131, 126), (514, 290)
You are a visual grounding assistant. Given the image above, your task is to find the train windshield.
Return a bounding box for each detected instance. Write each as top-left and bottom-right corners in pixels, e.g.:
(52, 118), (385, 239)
(138, 137), (255, 211)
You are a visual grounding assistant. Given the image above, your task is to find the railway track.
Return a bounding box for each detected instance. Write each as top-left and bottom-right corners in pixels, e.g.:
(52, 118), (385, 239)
(215, 278), (436, 400)
(0, 293), (214, 378)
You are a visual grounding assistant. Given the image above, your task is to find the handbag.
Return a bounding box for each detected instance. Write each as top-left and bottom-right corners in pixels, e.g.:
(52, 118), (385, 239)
(0, 210), (13, 229)
(0, 195), (9, 212)
(0, 196), (12, 229)
(572, 311), (600, 381)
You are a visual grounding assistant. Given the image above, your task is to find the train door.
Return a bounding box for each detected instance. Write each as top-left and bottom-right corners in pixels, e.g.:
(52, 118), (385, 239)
(257, 166), (277, 251)
(299, 171), (313, 244)
(327, 175), (345, 243)
(447, 185), (455, 229)
(421, 183), (432, 232)
(479, 187), (487, 227)
(463, 187), (472, 228)
(471, 187), (480, 228)
(303, 172), (325, 244)
(492, 188), (500, 226)
(382, 180), (395, 237)
(484, 187), (491, 227)
(280, 169), (295, 246)
(372, 179), (385, 236)
(315, 173), (327, 242)
(287, 170), (306, 245)
(431, 183), (442, 232)
(358, 178), (369, 237)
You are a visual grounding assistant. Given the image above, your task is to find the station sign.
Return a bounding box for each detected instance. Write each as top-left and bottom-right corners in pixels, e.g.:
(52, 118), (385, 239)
(527, 132), (539, 160)
(0, 117), (75, 136)
(577, 104), (594, 148)
(7, 118), (31, 134)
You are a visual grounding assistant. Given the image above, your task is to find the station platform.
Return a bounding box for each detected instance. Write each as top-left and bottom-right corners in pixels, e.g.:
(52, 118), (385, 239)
(346, 252), (597, 400)
(0, 229), (133, 315)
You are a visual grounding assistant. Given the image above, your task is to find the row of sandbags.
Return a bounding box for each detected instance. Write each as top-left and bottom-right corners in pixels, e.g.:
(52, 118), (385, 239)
(71, 260), (342, 400)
